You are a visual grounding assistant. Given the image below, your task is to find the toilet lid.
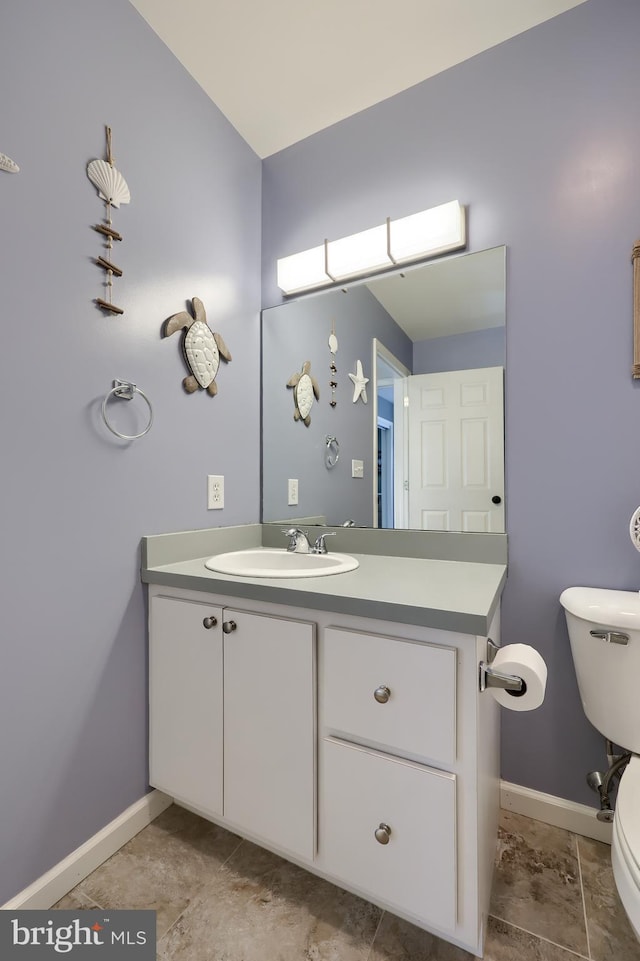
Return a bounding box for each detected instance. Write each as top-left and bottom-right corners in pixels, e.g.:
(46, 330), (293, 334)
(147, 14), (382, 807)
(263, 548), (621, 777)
(615, 756), (640, 879)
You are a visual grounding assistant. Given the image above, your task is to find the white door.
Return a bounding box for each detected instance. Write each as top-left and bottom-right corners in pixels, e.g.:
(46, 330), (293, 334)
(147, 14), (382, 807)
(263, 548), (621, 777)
(408, 367), (504, 532)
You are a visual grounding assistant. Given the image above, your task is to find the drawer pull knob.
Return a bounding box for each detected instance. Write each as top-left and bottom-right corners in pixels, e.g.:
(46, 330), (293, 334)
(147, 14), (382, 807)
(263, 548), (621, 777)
(202, 616), (218, 629)
(222, 620), (237, 634)
(373, 685), (391, 704)
(375, 823), (392, 845)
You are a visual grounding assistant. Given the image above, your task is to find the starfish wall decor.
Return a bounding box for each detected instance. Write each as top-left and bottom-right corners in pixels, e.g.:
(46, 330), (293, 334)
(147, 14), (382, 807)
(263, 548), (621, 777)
(348, 360), (369, 404)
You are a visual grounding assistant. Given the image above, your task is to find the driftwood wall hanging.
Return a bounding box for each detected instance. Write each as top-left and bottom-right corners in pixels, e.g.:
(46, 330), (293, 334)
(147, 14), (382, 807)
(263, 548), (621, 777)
(0, 152), (19, 174)
(163, 297), (232, 396)
(633, 240), (640, 378)
(87, 126), (130, 315)
(328, 319), (338, 408)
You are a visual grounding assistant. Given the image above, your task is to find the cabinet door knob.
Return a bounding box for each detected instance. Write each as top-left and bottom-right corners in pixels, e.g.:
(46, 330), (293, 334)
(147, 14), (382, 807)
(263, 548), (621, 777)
(374, 823), (392, 845)
(373, 685), (391, 704)
(202, 615), (218, 629)
(222, 620), (237, 634)
(491, 495), (502, 504)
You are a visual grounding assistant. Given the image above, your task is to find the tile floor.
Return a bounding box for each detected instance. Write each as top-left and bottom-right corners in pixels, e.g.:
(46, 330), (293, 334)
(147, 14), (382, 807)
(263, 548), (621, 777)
(54, 805), (640, 960)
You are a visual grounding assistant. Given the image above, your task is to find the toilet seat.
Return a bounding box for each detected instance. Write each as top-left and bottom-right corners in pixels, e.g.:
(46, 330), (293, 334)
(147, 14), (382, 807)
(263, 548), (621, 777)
(612, 755), (640, 938)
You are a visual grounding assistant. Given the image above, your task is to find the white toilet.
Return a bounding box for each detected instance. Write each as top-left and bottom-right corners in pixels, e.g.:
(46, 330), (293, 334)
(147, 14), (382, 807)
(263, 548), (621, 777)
(560, 586), (640, 938)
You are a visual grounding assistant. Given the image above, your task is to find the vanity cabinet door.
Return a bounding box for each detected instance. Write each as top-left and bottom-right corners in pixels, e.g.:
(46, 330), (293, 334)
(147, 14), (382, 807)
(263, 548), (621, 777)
(320, 737), (457, 932)
(149, 595), (224, 818)
(223, 608), (315, 861)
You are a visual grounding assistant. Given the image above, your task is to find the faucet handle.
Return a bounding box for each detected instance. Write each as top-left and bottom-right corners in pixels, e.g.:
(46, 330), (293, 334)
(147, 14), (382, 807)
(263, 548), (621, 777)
(281, 527), (298, 550)
(313, 531), (336, 554)
(282, 527), (309, 552)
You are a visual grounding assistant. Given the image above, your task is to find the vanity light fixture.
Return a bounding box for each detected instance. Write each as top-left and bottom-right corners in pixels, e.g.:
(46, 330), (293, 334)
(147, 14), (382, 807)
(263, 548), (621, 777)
(276, 200), (466, 295)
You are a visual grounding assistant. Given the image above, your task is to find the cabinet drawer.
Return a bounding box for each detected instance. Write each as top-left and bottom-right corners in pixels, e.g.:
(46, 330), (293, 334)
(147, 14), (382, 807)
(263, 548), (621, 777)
(322, 627), (456, 765)
(320, 737), (456, 931)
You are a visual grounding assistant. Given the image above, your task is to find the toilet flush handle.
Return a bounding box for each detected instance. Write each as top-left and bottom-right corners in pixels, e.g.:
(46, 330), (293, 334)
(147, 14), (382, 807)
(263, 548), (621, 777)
(589, 629), (629, 646)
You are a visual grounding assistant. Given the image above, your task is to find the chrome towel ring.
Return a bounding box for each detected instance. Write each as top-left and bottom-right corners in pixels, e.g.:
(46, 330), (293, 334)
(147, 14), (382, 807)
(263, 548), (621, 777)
(102, 379), (153, 440)
(325, 435), (340, 469)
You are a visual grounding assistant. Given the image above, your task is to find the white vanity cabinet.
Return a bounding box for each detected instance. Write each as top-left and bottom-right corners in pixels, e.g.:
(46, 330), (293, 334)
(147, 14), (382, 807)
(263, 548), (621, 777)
(148, 590), (316, 860)
(147, 583), (500, 958)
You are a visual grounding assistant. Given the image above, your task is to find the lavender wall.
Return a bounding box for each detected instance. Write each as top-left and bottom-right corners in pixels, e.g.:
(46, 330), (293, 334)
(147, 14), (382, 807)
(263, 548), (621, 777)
(413, 327), (505, 375)
(262, 0), (640, 805)
(262, 285), (411, 526)
(0, 1), (261, 903)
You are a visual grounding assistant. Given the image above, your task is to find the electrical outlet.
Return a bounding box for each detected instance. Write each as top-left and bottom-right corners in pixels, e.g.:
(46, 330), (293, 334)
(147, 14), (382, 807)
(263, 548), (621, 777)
(288, 478), (299, 506)
(207, 475), (224, 509)
(352, 460), (364, 479)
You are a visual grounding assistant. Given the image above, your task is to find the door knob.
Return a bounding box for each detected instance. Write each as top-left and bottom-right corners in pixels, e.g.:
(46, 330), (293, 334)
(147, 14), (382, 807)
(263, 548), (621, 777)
(222, 620), (237, 634)
(374, 823), (392, 844)
(202, 615), (218, 629)
(491, 495), (502, 504)
(373, 685), (391, 704)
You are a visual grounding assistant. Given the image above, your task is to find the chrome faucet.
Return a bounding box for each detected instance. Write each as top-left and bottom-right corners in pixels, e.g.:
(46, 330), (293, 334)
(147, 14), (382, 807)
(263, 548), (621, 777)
(282, 528), (337, 555)
(282, 528), (312, 553)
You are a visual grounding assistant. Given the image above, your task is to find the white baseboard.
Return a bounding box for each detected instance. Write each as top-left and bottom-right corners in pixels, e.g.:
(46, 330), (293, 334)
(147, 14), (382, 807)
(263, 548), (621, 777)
(501, 780), (613, 844)
(2, 790), (173, 910)
(1, 783), (609, 911)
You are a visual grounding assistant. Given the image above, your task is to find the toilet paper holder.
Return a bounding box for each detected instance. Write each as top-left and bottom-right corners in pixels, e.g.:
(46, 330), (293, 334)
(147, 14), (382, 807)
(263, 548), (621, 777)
(479, 639), (525, 695)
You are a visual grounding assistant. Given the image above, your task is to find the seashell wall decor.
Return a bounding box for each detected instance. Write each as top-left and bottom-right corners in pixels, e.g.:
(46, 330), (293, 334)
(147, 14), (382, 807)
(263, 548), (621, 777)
(87, 126), (130, 315)
(0, 152), (19, 174)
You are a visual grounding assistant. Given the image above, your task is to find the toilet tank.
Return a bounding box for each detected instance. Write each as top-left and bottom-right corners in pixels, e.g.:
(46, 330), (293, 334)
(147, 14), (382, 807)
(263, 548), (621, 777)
(560, 586), (640, 753)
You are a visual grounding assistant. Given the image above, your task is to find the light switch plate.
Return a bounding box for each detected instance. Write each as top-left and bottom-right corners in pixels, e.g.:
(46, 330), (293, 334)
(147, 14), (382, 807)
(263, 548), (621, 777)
(288, 478), (299, 506)
(351, 460), (364, 479)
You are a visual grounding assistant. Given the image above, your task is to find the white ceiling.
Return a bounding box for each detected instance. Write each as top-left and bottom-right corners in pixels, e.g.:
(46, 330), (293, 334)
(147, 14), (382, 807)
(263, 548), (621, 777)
(368, 246), (505, 341)
(129, 0), (587, 158)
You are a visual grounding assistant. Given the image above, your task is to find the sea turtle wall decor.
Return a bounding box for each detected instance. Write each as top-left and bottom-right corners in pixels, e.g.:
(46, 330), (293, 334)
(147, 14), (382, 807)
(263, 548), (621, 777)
(163, 296), (232, 396)
(0, 152), (19, 174)
(287, 361), (320, 426)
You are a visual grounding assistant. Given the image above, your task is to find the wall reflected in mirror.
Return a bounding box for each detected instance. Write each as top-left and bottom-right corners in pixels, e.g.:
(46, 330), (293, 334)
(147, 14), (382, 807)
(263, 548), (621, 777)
(261, 245), (506, 533)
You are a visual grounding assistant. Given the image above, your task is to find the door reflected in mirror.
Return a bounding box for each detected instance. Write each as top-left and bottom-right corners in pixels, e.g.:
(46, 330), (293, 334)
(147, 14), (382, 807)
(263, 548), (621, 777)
(262, 246), (506, 533)
(375, 349), (504, 531)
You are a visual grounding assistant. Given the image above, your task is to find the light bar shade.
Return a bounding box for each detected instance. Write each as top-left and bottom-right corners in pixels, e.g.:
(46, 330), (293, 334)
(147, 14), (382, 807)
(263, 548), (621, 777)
(276, 200), (466, 294)
(327, 224), (391, 280)
(388, 200), (466, 262)
(276, 244), (328, 295)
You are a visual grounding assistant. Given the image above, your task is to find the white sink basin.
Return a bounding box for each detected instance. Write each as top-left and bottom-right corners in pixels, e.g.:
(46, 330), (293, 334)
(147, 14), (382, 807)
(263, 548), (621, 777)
(204, 548), (359, 579)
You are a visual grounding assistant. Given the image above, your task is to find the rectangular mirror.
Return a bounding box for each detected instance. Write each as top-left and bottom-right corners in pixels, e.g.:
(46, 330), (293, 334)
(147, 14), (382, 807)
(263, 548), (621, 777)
(261, 245), (506, 533)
